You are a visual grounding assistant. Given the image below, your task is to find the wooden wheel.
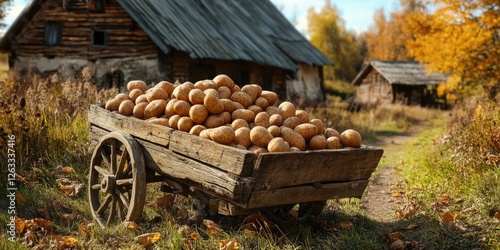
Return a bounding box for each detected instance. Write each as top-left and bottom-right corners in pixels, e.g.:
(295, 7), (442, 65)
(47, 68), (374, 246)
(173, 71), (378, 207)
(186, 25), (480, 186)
(88, 131), (146, 228)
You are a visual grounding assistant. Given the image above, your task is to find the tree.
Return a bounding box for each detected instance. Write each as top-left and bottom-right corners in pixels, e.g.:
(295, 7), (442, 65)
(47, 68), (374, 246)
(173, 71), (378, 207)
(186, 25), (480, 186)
(404, 0), (500, 98)
(307, 0), (365, 82)
(0, 0), (12, 27)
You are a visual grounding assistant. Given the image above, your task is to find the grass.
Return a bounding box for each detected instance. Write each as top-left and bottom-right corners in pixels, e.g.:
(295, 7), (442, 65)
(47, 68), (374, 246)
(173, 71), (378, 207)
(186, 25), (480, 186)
(1, 75), (498, 249)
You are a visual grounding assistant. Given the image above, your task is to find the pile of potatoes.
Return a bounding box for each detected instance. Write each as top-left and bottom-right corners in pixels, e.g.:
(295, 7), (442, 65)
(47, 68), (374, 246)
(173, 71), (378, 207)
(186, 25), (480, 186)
(105, 74), (362, 155)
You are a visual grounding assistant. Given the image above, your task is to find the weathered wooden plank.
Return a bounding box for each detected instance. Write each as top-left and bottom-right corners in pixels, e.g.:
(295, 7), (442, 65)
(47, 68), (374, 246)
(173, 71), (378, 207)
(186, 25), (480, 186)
(169, 131), (256, 177)
(139, 139), (245, 203)
(252, 148), (383, 191)
(88, 105), (172, 146)
(245, 180), (369, 209)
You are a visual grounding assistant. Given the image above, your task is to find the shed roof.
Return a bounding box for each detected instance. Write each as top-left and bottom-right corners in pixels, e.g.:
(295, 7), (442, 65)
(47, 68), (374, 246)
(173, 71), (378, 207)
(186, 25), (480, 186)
(351, 60), (447, 86)
(0, 0), (332, 71)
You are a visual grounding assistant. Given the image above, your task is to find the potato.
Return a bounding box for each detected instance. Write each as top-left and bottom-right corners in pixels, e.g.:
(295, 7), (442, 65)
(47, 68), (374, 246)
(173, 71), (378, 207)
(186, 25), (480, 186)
(210, 126), (235, 145)
(232, 101), (245, 110)
(147, 118), (168, 126)
(156, 81), (175, 95)
(279, 101), (296, 119)
(250, 84), (262, 97)
(188, 88), (205, 105)
(220, 99), (235, 113)
(310, 118), (325, 135)
(250, 126), (274, 147)
(168, 114), (181, 129)
(290, 147), (301, 152)
(165, 99), (177, 118)
(213, 74), (235, 89)
(340, 129), (362, 148)
(241, 85), (259, 102)
(129, 89), (143, 102)
(217, 86), (232, 99)
(189, 104), (209, 125)
(115, 93), (130, 102)
(269, 114), (283, 126)
(266, 106), (280, 116)
(260, 90), (278, 106)
(249, 145), (268, 156)
(294, 123), (318, 140)
(267, 137), (288, 152)
(324, 128), (340, 138)
(231, 119), (249, 130)
(127, 80), (147, 92)
(234, 127), (251, 148)
(267, 125), (281, 137)
(204, 93), (224, 114)
(254, 97), (269, 110)
(231, 109), (255, 123)
(177, 117), (194, 132)
(280, 127), (306, 150)
(254, 112), (270, 128)
(171, 83), (193, 102)
(144, 99), (167, 119)
(326, 136), (342, 149)
(105, 98), (120, 111)
(199, 129), (212, 140)
(189, 125), (206, 136)
(135, 94), (148, 104)
(146, 87), (168, 102)
(133, 102), (148, 119)
(231, 84), (241, 94)
(230, 92), (253, 108)
(172, 100), (190, 116)
(194, 80), (208, 91)
(220, 111), (231, 124)
(203, 88), (220, 98)
(247, 105), (263, 115)
(295, 110), (309, 124)
(282, 116), (301, 129)
(309, 135), (327, 150)
(118, 100), (134, 116)
(204, 114), (225, 128)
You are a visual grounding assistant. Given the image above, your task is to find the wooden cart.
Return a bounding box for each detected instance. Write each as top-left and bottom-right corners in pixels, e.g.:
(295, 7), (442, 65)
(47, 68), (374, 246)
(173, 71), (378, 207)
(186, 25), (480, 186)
(88, 105), (384, 228)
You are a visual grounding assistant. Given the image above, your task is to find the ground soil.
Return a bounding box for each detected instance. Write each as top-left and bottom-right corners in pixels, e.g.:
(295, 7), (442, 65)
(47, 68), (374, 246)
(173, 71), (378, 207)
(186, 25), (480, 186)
(362, 121), (434, 222)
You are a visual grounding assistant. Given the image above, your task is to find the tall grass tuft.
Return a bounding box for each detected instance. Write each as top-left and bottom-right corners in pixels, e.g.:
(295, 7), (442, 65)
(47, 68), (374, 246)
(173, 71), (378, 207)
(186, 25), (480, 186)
(0, 71), (118, 172)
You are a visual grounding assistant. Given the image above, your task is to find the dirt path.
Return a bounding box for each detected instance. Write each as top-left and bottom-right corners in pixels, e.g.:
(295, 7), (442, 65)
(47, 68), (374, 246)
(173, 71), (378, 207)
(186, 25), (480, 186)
(362, 121), (433, 222)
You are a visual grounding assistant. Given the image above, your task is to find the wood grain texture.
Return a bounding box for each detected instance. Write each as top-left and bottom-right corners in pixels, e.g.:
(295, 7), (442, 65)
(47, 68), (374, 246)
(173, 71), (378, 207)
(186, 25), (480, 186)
(252, 148), (383, 190)
(169, 130), (256, 177)
(88, 105), (172, 146)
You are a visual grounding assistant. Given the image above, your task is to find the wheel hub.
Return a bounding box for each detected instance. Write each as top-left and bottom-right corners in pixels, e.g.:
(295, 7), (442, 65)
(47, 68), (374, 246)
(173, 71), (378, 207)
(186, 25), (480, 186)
(101, 175), (116, 193)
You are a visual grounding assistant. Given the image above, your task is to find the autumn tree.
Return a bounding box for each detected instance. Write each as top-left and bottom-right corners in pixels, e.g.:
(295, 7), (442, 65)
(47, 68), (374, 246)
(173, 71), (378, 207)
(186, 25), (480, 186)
(404, 0), (500, 98)
(307, 0), (365, 82)
(363, 0), (426, 61)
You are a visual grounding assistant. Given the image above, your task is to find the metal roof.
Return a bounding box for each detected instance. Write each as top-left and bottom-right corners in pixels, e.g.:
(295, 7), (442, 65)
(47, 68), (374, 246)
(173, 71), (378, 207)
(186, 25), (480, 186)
(0, 0), (332, 71)
(352, 60), (447, 86)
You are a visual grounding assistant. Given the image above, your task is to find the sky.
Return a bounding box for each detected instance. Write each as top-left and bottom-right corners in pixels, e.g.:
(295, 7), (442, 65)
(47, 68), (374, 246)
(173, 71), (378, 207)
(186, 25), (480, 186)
(2, 0), (400, 36)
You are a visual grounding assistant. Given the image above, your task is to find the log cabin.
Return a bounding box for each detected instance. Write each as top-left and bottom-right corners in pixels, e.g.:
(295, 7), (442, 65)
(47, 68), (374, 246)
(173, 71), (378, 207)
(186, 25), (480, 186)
(351, 60), (447, 107)
(0, 0), (332, 105)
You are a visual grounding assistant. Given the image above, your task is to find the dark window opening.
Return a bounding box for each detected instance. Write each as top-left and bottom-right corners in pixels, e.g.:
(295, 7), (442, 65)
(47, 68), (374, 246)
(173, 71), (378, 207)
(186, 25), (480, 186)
(239, 69), (250, 85)
(44, 22), (62, 46)
(93, 0), (106, 12)
(92, 31), (106, 46)
(189, 63), (215, 82)
(104, 70), (124, 89)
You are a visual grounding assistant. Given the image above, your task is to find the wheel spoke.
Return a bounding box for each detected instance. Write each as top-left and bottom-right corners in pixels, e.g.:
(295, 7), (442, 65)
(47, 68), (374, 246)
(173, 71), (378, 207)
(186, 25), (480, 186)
(116, 195), (125, 221)
(110, 140), (117, 174)
(116, 178), (134, 186)
(91, 184), (101, 190)
(107, 197), (117, 227)
(96, 194), (112, 214)
(94, 166), (111, 176)
(117, 191), (130, 211)
(116, 149), (129, 179)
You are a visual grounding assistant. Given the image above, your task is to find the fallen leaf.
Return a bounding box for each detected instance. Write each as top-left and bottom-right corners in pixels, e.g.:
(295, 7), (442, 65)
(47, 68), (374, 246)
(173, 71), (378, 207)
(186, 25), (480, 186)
(495, 212), (500, 220)
(56, 236), (78, 249)
(15, 216), (26, 234)
(176, 207), (189, 220)
(392, 192), (402, 197)
(58, 180), (84, 197)
(243, 214), (275, 231)
(441, 211), (460, 222)
(33, 218), (54, 229)
(56, 165), (76, 174)
(15, 174), (26, 182)
(157, 193), (175, 208)
(203, 219), (223, 236)
(124, 221), (141, 231)
(338, 221), (354, 229)
(390, 239), (405, 250)
(405, 223), (419, 230)
(395, 202), (420, 219)
(177, 225), (194, 238)
(438, 194), (451, 201)
(80, 221), (92, 235)
(21, 230), (36, 247)
(240, 223), (257, 232)
(219, 239), (239, 250)
(135, 232), (161, 246)
(16, 192), (29, 205)
(386, 231), (405, 242)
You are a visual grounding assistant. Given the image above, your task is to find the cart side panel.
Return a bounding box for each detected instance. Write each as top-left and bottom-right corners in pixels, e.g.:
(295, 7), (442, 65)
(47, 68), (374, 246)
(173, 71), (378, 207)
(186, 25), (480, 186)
(169, 131), (256, 177)
(252, 148), (383, 191)
(88, 105), (172, 147)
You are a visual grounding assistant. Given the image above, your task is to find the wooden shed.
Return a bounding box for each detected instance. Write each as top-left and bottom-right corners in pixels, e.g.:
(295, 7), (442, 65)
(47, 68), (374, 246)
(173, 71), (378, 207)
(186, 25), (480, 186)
(0, 0), (332, 104)
(351, 60), (447, 107)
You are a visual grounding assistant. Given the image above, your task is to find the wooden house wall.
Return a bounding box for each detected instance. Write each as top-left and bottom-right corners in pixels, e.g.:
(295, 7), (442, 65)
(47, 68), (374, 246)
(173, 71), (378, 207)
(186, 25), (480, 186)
(356, 68), (392, 106)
